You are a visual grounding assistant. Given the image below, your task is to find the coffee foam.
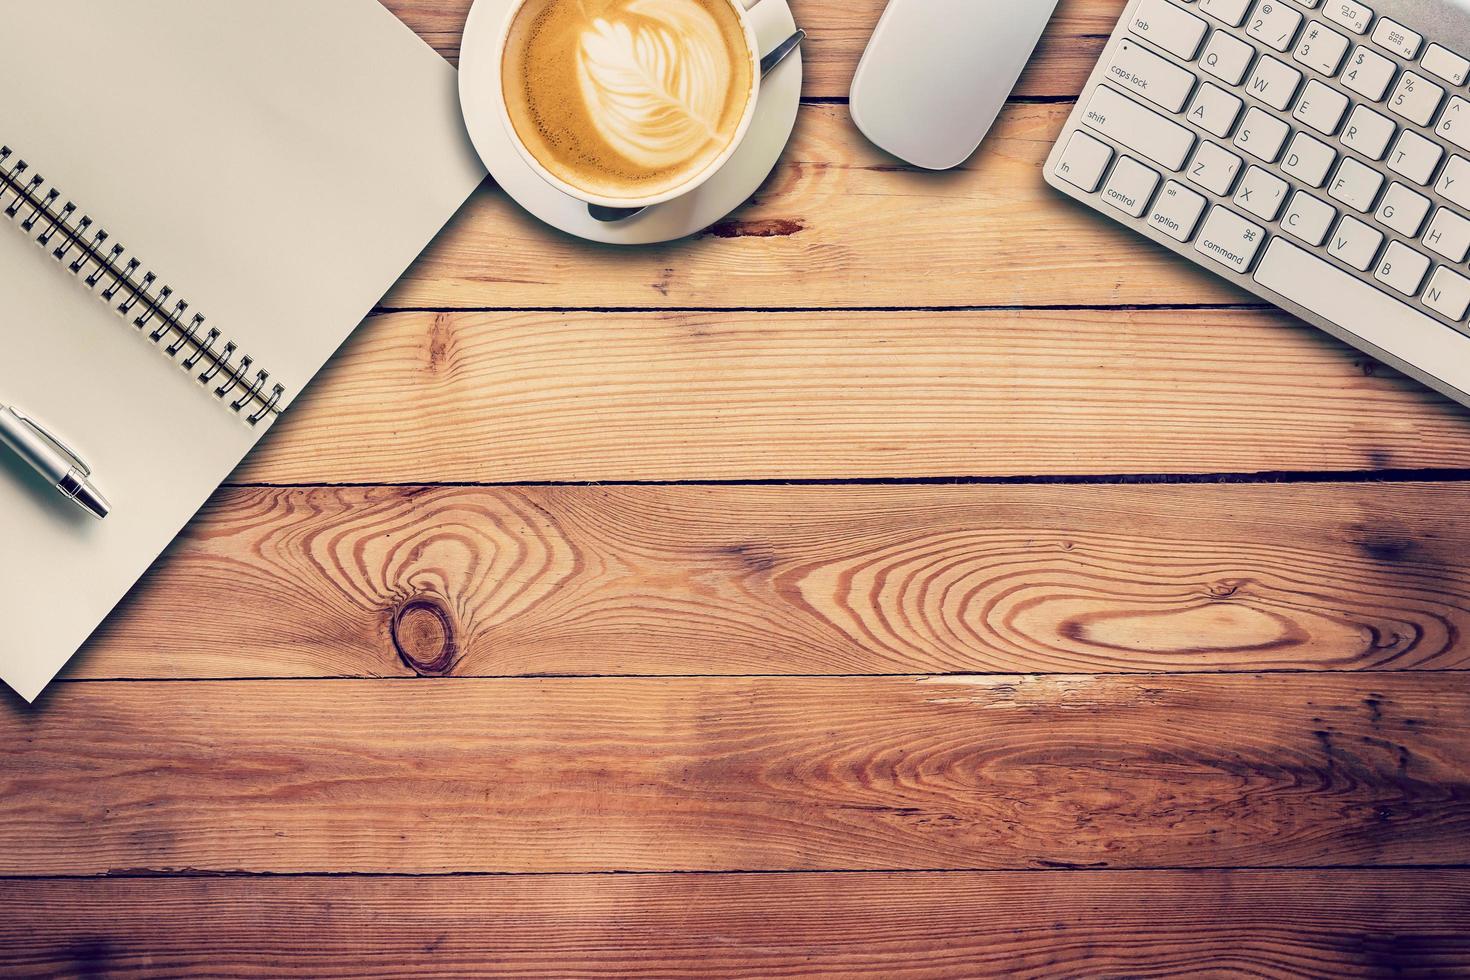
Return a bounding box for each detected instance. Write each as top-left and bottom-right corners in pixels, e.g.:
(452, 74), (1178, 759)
(503, 0), (753, 200)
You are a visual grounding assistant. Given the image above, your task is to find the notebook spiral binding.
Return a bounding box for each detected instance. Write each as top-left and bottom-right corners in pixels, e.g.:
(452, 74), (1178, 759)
(0, 144), (285, 426)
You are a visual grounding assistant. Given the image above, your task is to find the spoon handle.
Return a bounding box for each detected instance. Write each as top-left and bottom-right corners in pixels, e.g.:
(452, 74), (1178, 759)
(760, 28), (805, 76)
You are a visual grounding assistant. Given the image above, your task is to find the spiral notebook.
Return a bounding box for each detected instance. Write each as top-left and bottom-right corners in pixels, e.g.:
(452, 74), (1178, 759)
(0, 2), (486, 702)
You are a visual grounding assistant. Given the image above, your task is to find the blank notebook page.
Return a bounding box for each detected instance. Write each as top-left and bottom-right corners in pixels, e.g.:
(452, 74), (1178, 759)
(0, 1), (486, 701)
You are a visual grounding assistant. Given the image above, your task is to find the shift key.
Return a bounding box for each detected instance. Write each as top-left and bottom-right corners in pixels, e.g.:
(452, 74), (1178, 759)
(1082, 86), (1197, 171)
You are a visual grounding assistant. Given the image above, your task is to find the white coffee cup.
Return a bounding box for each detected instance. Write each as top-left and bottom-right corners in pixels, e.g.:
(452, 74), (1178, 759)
(495, 0), (768, 210)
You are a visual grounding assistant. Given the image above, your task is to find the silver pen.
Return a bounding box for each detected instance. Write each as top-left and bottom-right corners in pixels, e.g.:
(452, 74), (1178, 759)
(0, 404), (110, 519)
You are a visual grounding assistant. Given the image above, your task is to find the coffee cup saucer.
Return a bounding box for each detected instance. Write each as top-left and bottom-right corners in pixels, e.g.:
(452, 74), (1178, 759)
(458, 0), (801, 246)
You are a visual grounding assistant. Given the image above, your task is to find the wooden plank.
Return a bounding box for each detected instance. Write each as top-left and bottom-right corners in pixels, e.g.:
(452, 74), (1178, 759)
(3, 675), (1466, 874)
(237, 308), (1470, 484)
(386, 104), (1250, 310)
(386, 3), (1136, 315)
(388, 0), (1121, 99)
(82, 483), (1470, 680)
(4, 870), (1468, 976)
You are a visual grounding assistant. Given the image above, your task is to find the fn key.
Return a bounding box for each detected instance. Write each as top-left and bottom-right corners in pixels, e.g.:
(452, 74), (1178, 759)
(1055, 131), (1113, 192)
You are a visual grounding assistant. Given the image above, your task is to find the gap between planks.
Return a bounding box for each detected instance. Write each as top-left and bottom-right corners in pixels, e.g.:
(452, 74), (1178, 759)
(218, 470), (1470, 489)
(6, 863), (1470, 881)
(369, 304), (1274, 314)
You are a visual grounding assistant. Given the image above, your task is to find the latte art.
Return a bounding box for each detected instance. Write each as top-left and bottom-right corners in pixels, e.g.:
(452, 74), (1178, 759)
(502, 0), (755, 202)
(577, 0), (732, 170)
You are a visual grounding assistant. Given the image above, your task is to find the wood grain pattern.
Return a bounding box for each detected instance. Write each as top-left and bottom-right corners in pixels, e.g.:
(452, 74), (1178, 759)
(7, 3), (1464, 972)
(385, 104), (1256, 310)
(4, 675), (1467, 875)
(80, 483), (1470, 680)
(4, 870), (1468, 977)
(386, 0), (1121, 99)
(235, 308), (1470, 484)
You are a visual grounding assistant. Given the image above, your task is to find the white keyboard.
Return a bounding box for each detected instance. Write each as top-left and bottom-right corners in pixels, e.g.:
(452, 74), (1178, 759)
(1045, 0), (1470, 409)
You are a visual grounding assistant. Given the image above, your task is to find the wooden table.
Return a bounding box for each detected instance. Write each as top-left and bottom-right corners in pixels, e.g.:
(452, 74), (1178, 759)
(5, 1), (1470, 974)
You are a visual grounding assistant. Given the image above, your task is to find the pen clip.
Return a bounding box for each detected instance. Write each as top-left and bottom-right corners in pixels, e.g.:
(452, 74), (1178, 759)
(9, 409), (91, 476)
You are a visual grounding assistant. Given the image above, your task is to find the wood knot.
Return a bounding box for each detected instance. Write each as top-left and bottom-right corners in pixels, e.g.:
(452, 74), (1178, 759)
(391, 595), (459, 676)
(703, 217), (805, 239)
(1205, 579), (1246, 599)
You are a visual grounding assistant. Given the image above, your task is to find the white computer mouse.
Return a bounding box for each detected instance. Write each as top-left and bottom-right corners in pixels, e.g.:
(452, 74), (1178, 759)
(849, 0), (1061, 170)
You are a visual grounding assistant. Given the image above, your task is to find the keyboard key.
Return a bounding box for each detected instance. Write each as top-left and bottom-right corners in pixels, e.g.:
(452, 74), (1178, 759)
(1376, 182), (1432, 237)
(1195, 204), (1266, 272)
(1103, 156), (1162, 217)
(1187, 141), (1245, 194)
(1255, 239), (1470, 385)
(1371, 18), (1421, 59)
(1424, 266), (1470, 320)
(1246, 55), (1303, 110)
(1340, 104), (1396, 159)
(1283, 132), (1338, 186)
(1387, 130), (1443, 185)
(1202, 30), (1257, 84)
(1422, 44), (1470, 86)
(1129, 0), (1209, 59)
(1435, 96), (1470, 152)
(1342, 45), (1396, 100)
(1248, 1), (1303, 50)
(1422, 208), (1470, 263)
(1328, 214), (1384, 268)
(1323, 1), (1373, 34)
(1388, 71), (1444, 126)
(1054, 131), (1114, 191)
(1147, 180), (1209, 241)
(1283, 190), (1337, 245)
(1293, 79), (1349, 133)
(1108, 38), (1198, 112)
(1234, 165), (1290, 220)
(1328, 157), (1384, 211)
(1082, 86), (1197, 170)
(1294, 21), (1351, 76)
(1187, 82), (1245, 137)
(1374, 241), (1431, 295)
(1200, 0), (1254, 27)
(1434, 155), (1470, 209)
(1235, 106), (1291, 161)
